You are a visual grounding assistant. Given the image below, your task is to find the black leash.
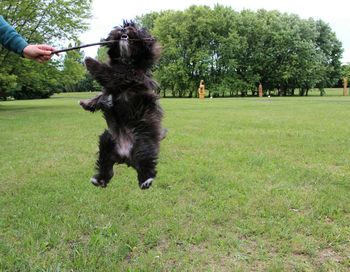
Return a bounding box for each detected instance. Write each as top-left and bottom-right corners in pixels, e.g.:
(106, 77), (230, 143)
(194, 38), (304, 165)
(51, 40), (118, 54)
(51, 37), (155, 55)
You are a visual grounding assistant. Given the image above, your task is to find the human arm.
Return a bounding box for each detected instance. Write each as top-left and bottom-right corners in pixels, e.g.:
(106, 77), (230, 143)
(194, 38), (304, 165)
(0, 15), (28, 55)
(0, 15), (56, 62)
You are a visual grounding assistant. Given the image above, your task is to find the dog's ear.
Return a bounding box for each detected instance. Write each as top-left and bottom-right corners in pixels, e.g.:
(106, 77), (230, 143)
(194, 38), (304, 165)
(123, 20), (137, 28)
(129, 20), (137, 28)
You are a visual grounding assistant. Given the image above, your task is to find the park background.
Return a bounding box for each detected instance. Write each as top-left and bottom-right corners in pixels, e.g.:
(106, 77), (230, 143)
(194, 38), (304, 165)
(1, 0), (349, 271)
(1, 0), (350, 100)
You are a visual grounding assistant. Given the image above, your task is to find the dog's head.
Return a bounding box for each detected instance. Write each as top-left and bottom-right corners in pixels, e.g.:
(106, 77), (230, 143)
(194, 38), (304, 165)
(104, 20), (160, 69)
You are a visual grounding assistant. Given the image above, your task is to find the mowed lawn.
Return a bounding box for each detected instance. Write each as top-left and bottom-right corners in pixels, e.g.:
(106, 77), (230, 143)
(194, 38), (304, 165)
(0, 92), (349, 271)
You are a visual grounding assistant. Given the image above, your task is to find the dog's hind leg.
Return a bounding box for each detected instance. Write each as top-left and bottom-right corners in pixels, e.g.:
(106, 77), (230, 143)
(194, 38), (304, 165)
(91, 130), (116, 188)
(136, 159), (157, 190)
(132, 140), (158, 190)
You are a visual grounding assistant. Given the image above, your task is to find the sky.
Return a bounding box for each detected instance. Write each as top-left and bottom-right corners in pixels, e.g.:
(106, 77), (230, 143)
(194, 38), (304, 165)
(79, 0), (350, 63)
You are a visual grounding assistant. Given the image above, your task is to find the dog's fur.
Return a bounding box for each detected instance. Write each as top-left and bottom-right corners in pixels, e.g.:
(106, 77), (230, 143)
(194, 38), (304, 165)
(79, 21), (165, 189)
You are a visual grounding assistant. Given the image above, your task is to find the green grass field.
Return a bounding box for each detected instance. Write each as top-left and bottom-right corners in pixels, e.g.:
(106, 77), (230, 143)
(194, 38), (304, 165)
(0, 91), (349, 271)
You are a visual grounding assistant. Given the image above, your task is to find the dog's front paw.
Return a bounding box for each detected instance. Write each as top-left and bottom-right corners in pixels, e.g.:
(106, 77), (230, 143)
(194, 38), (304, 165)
(84, 56), (96, 65)
(84, 57), (99, 72)
(140, 178), (154, 190)
(79, 99), (96, 112)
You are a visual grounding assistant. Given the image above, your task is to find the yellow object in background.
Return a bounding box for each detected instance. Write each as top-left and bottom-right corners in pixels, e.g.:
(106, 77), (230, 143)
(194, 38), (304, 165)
(198, 80), (205, 99)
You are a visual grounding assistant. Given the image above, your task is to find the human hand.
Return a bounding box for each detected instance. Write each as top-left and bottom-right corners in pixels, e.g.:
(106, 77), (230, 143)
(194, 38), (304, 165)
(23, 44), (58, 63)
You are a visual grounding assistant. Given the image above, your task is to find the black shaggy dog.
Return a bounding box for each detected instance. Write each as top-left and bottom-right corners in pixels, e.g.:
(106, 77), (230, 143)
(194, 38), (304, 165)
(80, 21), (165, 189)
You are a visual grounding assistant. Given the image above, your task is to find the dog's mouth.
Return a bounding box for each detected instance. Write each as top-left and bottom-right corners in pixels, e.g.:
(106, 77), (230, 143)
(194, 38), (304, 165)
(121, 34), (129, 40)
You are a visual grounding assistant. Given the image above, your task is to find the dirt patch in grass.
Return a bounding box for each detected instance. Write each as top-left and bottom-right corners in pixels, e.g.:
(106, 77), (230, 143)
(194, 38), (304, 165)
(317, 248), (343, 264)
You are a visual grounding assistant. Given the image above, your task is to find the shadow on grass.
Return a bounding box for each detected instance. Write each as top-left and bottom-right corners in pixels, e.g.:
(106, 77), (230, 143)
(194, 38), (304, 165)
(0, 104), (74, 112)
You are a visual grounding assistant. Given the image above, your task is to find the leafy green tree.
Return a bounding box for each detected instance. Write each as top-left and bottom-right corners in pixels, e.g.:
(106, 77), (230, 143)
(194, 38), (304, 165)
(139, 6), (343, 97)
(96, 46), (108, 63)
(151, 10), (193, 97)
(0, 73), (18, 100)
(342, 64), (350, 79)
(0, 0), (92, 99)
(341, 64), (350, 94)
(60, 42), (86, 92)
(12, 59), (61, 99)
(314, 20), (343, 95)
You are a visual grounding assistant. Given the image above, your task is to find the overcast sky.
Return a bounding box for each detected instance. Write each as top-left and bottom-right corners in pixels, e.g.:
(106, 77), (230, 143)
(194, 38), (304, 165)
(79, 0), (350, 63)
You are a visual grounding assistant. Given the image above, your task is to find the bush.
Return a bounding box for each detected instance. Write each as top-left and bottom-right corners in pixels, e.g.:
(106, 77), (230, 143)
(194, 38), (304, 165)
(12, 87), (55, 100)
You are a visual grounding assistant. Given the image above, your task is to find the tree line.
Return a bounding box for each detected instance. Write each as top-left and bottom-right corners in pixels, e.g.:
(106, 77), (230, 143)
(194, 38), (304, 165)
(137, 5), (344, 97)
(0, 2), (347, 99)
